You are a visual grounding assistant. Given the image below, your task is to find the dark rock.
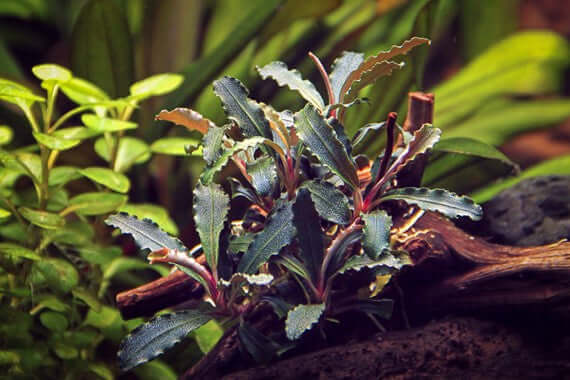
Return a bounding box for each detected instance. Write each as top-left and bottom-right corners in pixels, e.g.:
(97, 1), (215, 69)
(482, 176), (570, 246)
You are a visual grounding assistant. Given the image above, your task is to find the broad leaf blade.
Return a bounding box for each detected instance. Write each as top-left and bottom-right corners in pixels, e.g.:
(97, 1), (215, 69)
(293, 188), (323, 283)
(105, 213), (186, 252)
(257, 61), (324, 110)
(129, 73), (183, 100)
(155, 108), (215, 135)
(68, 192), (127, 215)
(119, 204), (179, 235)
(285, 303), (325, 340)
(247, 156), (277, 198)
(381, 187), (483, 221)
(0, 243), (41, 261)
(193, 183), (229, 276)
(19, 207), (65, 229)
(35, 131), (80, 152)
(362, 210), (392, 259)
(82, 114), (137, 132)
(150, 137), (201, 156)
(79, 167), (130, 193)
(213, 76), (271, 138)
(329, 51), (364, 104)
(302, 181), (351, 226)
(237, 202), (296, 274)
(202, 125), (227, 164)
(94, 136), (150, 173)
(118, 310), (211, 371)
(344, 61), (403, 103)
(338, 251), (409, 275)
(294, 104), (359, 189)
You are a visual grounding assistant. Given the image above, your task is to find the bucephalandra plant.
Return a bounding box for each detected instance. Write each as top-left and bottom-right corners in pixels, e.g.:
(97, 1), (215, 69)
(106, 37), (486, 371)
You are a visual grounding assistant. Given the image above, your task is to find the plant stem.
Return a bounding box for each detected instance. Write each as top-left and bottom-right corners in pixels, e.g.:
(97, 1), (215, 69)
(377, 112), (397, 179)
(38, 146), (50, 210)
(308, 51), (334, 106)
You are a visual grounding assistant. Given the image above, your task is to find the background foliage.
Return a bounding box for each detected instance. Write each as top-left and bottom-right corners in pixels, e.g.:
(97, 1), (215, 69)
(1, 0), (569, 378)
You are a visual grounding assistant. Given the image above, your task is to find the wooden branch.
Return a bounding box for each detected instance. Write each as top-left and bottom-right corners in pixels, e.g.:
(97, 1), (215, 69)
(115, 270), (203, 319)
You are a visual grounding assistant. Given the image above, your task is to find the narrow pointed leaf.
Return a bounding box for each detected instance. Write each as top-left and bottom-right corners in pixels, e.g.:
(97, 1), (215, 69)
(344, 61), (404, 103)
(213, 76), (271, 138)
(339, 37), (430, 104)
(118, 204), (179, 235)
(105, 213), (186, 252)
(202, 125), (227, 164)
(341, 299), (393, 319)
(257, 61), (324, 110)
(118, 310), (211, 371)
(381, 187), (483, 220)
(247, 156), (277, 198)
(275, 254), (310, 279)
(302, 181), (351, 226)
(0, 243), (41, 261)
(155, 108), (214, 135)
(79, 167), (130, 193)
(294, 104), (358, 189)
(193, 183), (229, 275)
(228, 177), (259, 204)
(285, 303), (325, 340)
(293, 188), (323, 282)
(200, 137), (266, 184)
(237, 202), (296, 274)
(329, 51), (364, 104)
(362, 210), (392, 259)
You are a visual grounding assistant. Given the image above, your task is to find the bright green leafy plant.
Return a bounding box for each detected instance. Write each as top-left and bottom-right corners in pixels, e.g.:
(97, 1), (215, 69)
(0, 64), (191, 378)
(106, 38), (516, 372)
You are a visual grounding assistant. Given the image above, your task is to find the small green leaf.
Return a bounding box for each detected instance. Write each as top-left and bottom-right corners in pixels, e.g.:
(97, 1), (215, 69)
(0, 125), (13, 145)
(40, 311), (68, 332)
(94, 136), (150, 172)
(32, 131), (81, 151)
(60, 77), (109, 105)
(0, 207), (10, 218)
(257, 61), (324, 110)
(202, 125), (227, 164)
(293, 188), (323, 283)
(48, 166), (81, 186)
(52, 342), (78, 359)
(118, 310), (211, 371)
(238, 202), (296, 274)
(381, 187), (483, 221)
(133, 361), (177, 380)
(79, 167), (130, 193)
(30, 296), (70, 315)
(155, 108), (215, 135)
(19, 207), (65, 229)
(340, 299), (393, 319)
(338, 251), (408, 275)
(72, 288), (102, 312)
(285, 303), (325, 340)
(0, 243), (41, 261)
(0, 78), (45, 111)
(193, 183), (229, 276)
(118, 204), (179, 235)
(53, 126), (101, 140)
(200, 137), (267, 184)
(213, 76), (271, 138)
(129, 73), (184, 100)
(68, 192), (127, 215)
(362, 210), (392, 259)
(193, 321), (223, 354)
(32, 258), (79, 293)
(329, 51), (364, 104)
(82, 114), (137, 132)
(78, 245), (121, 266)
(247, 156), (277, 198)
(100, 257), (169, 297)
(294, 104), (359, 189)
(32, 64), (72, 83)
(150, 137), (201, 156)
(105, 212), (186, 253)
(302, 181), (351, 226)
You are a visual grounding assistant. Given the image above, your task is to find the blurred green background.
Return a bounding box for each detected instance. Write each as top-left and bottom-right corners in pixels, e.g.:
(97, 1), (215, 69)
(1, 0), (569, 378)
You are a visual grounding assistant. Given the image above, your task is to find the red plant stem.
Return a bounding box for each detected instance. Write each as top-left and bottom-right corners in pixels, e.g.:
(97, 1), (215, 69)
(308, 51), (335, 107)
(377, 112), (398, 179)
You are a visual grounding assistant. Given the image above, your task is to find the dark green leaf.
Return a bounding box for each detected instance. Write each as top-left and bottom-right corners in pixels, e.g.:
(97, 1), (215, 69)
(40, 311), (68, 332)
(100, 257), (169, 297)
(118, 204), (179, 235)
(118, 310), (211, 371)
(293, 188), (323, 283)
(275, 254), (310, 279)
(228, 233), (255, 255)
(294, 104), (359, 189)
(200, 137), (267, 184)
(72, 288), (102, 312)
(381, 187), (482, 220)
(329, 51), (364, 104)
(213, 76), (271, 138)
(362, 210), (392, 259)
(32, 258), (79, 293)
(338, 251), (408, 275)
(238, 322), (280, 363)
(71, 0), (134, 98)
(247, 156), (277, 198)
(340, 299), (393, 319)
(19, 207), (65, 229)
(257, 61), (324, 110)
(105, 212), (186, 252)
(302, 181), (351, 226)
(133, 361), (177, 380)
(262, 296), (292, 319)
(0, 243), (41, 261)
(285, 303), (325, 340)
(328, 117), (351, 156)
(202, 125), (227, 164)
(79, 167), (130, 193)
(193, 183), (229, 276)
(68, 192), (127, 215)
(238, 202), (296, 274)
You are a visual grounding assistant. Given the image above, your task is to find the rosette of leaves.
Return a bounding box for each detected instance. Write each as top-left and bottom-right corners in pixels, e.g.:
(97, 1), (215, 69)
(106, 38), (506, 372)
(0, 64), (189, 377)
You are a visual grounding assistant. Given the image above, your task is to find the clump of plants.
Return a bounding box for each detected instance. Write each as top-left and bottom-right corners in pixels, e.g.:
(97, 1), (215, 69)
(107, 37), (484, 372)
(0, 65), (193, 377)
